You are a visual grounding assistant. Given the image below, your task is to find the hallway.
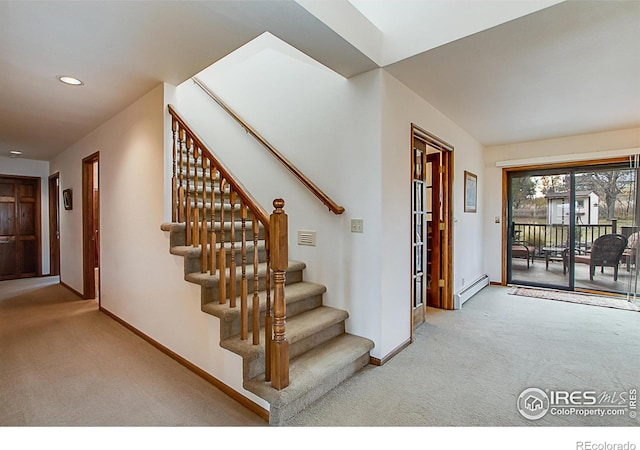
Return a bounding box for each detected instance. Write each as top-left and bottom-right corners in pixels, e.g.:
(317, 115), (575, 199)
(0, 276), (265, 426)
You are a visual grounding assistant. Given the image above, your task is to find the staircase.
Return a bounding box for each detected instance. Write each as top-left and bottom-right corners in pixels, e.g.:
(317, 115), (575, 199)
(162, 105), (374, 425)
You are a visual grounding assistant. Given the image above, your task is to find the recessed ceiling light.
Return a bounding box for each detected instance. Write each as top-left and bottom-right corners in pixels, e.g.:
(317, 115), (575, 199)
(57, 76), (83, 86)
(9, 150), (23, 158)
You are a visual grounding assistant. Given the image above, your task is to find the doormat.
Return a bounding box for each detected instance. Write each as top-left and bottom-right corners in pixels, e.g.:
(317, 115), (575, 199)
(509, 287), (640, 312)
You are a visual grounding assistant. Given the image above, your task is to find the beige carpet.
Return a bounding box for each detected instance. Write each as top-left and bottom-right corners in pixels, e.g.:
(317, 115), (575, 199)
(509, 286), (640, 312)
(3, 278), (639, 431)
(287, 284), (640, 427)
(0, 276), (265, 426)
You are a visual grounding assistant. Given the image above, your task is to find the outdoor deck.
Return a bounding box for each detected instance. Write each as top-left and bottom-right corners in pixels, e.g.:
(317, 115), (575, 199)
(510, 255), (639, 295)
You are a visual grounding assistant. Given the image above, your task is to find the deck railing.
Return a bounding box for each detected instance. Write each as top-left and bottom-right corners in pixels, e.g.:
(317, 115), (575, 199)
(169, 104), (289, 389)
(513, 221), (620, 258)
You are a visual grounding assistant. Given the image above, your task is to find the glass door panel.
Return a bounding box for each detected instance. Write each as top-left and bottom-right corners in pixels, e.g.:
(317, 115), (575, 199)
(412, 146), (426, 311)
(572, 166), (638, 294)
(508, 171), (571, 289)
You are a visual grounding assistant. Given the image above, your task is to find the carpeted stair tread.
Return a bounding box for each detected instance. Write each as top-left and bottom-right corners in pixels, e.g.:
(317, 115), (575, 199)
(170, 240), (265, 258)
(184, 260), (306, 288)
(179, 183), (230, 194)
(285, 306), (348, 342)
(220, 305), (348, 358)
(188, 201), (249, 212)
(161, 222), (266, 248)
(178, 168), (218, 178)
(244, 333), (375, 425)
(201, 281), (326, 322)
(161, 223), (177, 233)
(162, 221), (264, 233)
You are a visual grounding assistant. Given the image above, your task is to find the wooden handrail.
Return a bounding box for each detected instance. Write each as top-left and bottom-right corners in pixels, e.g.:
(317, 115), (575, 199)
(192, 76), (345, 215)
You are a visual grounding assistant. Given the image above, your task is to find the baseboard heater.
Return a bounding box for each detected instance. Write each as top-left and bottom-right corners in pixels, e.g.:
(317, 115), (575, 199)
(453, 274), (489, 309)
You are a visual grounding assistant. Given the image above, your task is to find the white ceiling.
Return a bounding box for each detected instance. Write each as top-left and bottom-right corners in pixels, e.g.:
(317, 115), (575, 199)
(383, 0), (640, 146)
(348, 0), (564, 65)
(1, 0), (639, 161)
(0, 0), (376, 161)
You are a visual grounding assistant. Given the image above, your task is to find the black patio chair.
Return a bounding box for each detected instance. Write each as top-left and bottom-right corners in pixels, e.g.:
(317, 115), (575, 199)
(574, 234), (628, 281)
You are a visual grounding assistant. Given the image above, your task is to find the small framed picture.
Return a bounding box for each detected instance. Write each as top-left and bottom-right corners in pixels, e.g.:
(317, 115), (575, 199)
(63, 188), (73, 210)
(464, 171), (477, 213)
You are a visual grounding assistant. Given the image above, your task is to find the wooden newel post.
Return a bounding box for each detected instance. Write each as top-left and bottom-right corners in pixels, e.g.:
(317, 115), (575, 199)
(270, 198), (289, 390)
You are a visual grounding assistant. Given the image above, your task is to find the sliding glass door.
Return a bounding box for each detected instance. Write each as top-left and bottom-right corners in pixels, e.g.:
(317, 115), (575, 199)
(507, 160), (640, 302)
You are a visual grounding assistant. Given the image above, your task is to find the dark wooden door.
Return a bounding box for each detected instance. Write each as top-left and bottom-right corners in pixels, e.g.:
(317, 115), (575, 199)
(0, 176), (40, 280)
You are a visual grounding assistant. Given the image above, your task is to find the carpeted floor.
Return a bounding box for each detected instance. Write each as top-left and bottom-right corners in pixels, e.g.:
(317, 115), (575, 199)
(0, 276), (265, 427)
(1, 277), (638, 430)
(287, 284), (640, 427)
(509, 286), (640, 312)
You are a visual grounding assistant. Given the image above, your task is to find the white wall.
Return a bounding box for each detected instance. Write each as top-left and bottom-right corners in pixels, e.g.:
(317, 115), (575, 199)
(0, 156), (50, 275)
(380, 71), (485, 353)
(483, 127), (640, 282)
(49, 84), (267, 409)
(175, 33), (486, 359)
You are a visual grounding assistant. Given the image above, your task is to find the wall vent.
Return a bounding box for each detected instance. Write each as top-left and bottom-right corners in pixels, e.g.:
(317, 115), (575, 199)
(297, 230), (317, 246)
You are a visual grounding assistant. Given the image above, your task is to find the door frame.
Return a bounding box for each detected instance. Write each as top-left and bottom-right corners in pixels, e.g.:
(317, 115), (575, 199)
(410, 124), (454, 338)
(48, 172), (60, 276)
(82, 153), (99, 301)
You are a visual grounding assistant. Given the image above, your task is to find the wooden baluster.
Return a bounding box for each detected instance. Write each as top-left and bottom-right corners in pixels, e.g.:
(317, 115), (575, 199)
(218, 179), (227, 304)
(193, 145), (200, 247)
(177, 128), (185, 223)
(264, 232), (271, 382)
(203, 154), (208, 235)
(209, 166), (217, 275)
(229, 190), (237, 308)
(178, 186), (185, 225)
(252, 216), (260, 345)
(240, 202), (248, 341)
(200, 157), (208, 273)
(185, 135), (192, 246)
(186, 200), (192, 246)
(171, 118), (177, 222)
(269, 199), (288, 389)
(186, 136), (192, 200)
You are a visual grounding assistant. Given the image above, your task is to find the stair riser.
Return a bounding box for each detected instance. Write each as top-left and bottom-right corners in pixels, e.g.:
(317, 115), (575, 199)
(177, 168), (220, 179)
(199, 268), (304, 305)
(168, 225), (265, 248)
(182, 247), (267, 274)
(219, 291), (324, 341)
(268, 352), (371, 426)
(187, 207), (256, 223)
(244, 321), (345, 380)
(178, 181), (229, 196)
